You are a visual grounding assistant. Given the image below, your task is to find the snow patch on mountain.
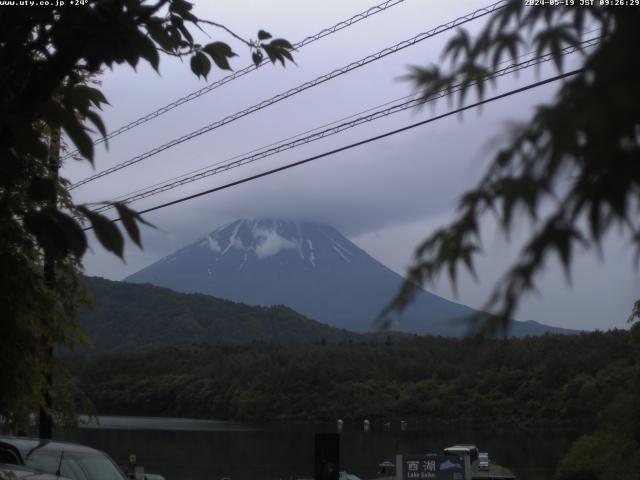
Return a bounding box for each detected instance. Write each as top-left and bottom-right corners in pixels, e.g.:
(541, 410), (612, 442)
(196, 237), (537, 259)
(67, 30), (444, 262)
(332, 245), (351, 263)
(307, 239), (316, 267)
(223, 220), (246, 254)
(239, 253), (249, 270)
(320, 231), (353, 263)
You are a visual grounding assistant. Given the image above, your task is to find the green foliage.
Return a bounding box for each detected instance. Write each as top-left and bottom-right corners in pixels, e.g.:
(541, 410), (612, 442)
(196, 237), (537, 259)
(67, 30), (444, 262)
(0, 0), (293, 426)
(0, 248), (89, 431)
(391, 2), (640, 331)
(555, 432), (634, 480)
(554, 399), (640, 480)
(64, 329), (633, 424)
(77, 276), (361, 351)
(201, 42), (235, 72)
(1, 0), (294, 261)
(554, 323), (640, 479)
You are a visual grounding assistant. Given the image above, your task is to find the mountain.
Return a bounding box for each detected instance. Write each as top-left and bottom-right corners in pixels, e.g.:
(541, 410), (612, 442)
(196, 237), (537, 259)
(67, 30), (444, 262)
(78, 276), (362, 352)
(125, 218), (574, 337)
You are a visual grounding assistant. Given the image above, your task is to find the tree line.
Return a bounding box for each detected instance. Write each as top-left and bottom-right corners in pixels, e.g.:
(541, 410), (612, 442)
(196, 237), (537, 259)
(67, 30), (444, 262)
(65, 328), (637, 426)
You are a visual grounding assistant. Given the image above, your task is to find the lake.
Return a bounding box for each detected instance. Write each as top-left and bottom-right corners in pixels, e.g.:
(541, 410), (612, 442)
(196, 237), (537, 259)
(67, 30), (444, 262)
(57, 416), (581, 480)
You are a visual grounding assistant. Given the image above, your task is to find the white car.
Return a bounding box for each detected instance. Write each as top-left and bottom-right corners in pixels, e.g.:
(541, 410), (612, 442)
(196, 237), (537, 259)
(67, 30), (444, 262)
(0, 437), (164, 480)
(1, 463), (72, 480)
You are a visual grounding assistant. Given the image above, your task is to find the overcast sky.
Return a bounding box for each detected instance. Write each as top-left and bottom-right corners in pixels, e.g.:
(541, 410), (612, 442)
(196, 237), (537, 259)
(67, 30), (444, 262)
(63, 0), (638, 331)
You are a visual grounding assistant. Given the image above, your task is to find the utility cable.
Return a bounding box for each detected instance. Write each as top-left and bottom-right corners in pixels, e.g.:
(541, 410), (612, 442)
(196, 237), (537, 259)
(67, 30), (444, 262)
(105, 91), (420, 204)
(92, 37), (600, 213)
(105, 25), (599, 204)
(83, 68), (584, 231)
(70, 1), (507, 190)
(61, 0), (422, 161)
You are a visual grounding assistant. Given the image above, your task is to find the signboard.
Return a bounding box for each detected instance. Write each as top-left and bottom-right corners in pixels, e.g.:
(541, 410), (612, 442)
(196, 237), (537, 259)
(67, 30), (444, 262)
(396, 454), (466, 480)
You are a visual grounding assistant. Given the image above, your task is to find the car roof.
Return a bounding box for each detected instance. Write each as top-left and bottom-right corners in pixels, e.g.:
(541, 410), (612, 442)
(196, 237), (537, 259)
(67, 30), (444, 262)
(0, 436), (103, 457)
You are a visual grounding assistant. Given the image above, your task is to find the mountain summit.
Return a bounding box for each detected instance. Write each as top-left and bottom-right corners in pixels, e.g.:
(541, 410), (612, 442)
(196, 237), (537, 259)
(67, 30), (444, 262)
(125, 218), (571, 337)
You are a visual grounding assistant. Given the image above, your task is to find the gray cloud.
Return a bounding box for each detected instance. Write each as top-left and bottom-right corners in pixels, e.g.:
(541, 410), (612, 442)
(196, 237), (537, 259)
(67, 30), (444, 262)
(66, 1), (638, 331)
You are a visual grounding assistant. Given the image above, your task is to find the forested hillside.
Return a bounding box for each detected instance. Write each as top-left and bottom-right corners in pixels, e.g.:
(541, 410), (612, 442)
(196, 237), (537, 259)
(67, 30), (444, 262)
(78, 276), (361, 351)
(66, 329), (636, 424)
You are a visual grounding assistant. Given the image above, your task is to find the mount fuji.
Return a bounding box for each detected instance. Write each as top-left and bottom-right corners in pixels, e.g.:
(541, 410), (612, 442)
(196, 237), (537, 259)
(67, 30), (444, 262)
(124, 218), (572, 337)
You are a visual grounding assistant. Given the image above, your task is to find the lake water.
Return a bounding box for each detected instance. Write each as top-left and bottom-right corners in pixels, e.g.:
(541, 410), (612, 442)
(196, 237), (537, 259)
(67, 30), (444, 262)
(58, 416), (581, 480)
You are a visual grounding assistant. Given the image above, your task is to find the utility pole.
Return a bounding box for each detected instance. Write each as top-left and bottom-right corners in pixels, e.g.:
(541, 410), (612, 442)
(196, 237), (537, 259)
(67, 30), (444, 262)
(39, 127), (60, 440)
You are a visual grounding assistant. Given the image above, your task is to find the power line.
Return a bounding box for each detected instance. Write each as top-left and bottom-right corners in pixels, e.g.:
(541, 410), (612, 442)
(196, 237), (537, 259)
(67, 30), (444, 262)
(92, 37), (600, 214)
(60, 0), (418, 161)
(70, 1), (507, 190)
(103, 91), (416, 204)
(84, 68), (583, 231)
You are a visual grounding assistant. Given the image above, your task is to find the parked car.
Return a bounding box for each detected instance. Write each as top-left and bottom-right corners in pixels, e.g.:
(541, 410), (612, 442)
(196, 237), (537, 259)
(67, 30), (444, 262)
(478, 452), (490, 471)
(0, 437), (163, 480)
(0, 443), (21, 465)
(1, 462), (72, 480)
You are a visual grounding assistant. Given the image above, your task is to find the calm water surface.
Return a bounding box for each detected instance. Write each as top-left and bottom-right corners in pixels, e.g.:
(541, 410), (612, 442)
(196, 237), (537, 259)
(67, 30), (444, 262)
(58, 416), (581, 480)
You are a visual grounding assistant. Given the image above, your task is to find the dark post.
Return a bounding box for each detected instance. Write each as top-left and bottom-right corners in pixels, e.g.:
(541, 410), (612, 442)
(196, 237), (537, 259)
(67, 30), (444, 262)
(39, 127), (60, 440)
(314, 433), (339, 480)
